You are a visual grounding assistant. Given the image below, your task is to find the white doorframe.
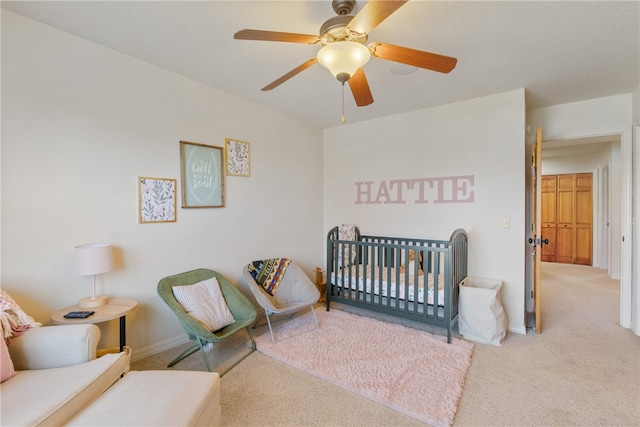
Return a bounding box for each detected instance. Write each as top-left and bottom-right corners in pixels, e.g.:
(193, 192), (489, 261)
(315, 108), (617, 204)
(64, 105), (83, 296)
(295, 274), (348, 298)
(620, 127), (632, 329)
(602, 166), (610, 271)
(633, 125), (640, 335)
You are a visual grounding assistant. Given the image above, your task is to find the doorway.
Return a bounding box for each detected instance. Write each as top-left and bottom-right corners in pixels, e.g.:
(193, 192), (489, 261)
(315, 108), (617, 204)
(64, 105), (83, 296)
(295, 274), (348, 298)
(541, 135), (619, 274)
(540, 134), (623, 326)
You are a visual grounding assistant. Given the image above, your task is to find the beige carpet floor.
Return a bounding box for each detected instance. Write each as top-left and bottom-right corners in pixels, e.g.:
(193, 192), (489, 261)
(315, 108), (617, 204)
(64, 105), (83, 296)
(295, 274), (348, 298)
(132, 262), (640, 426)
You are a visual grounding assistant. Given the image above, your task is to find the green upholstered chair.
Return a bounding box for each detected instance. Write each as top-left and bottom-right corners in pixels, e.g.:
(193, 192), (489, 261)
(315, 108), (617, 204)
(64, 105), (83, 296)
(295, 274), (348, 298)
(157, 268), (257, 375)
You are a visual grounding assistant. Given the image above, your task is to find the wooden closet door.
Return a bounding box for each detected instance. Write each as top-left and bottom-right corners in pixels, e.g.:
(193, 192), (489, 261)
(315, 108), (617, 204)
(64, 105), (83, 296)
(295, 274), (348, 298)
(556, 174), (575, 264)
(541, 175), (557, 262)
(574, 173), (593, 265)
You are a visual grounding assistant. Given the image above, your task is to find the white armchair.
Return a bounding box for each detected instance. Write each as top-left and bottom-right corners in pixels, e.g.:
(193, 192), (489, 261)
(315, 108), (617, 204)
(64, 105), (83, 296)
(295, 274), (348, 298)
(242, 260), (320, 343)
(8, 324), (100, 370)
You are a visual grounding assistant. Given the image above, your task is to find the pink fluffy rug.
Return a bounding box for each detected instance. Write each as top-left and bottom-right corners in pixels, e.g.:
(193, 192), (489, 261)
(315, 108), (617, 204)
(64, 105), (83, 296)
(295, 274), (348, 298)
(255, 309), (474, 426)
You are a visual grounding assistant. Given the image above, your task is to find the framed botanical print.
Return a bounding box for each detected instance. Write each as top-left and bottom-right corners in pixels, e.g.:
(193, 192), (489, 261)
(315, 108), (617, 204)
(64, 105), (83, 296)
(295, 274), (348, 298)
(225, 138), (250, 177)
(138, 177), (177, 223)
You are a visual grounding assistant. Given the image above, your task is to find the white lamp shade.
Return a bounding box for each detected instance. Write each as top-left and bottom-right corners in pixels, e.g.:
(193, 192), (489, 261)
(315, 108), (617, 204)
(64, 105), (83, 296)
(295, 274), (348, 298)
(317, 41), (371, 79)
(74, 243), (115, 276)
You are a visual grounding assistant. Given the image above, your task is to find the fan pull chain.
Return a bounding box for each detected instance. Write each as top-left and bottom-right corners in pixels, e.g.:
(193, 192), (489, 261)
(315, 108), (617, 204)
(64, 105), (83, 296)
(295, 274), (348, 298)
(341, 82), (346, 124)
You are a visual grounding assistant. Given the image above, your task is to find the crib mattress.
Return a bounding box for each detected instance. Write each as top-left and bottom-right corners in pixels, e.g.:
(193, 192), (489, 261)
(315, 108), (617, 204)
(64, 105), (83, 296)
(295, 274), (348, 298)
(331, 264), (445, 306)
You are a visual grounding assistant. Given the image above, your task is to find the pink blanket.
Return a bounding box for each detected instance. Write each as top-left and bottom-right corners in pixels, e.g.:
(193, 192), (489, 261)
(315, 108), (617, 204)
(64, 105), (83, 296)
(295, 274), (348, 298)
(0, 290), (41, 340)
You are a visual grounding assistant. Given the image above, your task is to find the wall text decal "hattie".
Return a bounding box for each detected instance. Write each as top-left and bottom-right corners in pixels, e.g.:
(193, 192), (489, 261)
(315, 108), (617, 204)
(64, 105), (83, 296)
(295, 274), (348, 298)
(355, 175), (475, 204)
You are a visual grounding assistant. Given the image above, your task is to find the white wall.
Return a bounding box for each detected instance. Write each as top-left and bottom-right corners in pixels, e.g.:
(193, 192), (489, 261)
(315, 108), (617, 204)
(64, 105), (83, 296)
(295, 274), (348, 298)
(529, 94), (633, 139)
(1, 10), (324, 357)
(633, 85), (639, 125)
(323, 89), (527, 334)
(635, 123), (640, 335)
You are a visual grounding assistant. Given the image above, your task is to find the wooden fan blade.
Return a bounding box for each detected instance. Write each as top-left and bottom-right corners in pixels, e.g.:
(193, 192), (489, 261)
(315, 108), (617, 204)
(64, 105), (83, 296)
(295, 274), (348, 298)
(234, 29), (319, 44)
(261, 58), (318, 91)
(369, 42), (457, 73)
(348, 0), (408, 35)
(348, 68), (374, 106)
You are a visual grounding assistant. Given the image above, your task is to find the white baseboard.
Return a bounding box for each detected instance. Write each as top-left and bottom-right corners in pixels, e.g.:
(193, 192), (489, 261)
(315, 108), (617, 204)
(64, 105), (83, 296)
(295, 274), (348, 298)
(508, 324), (527, 335)
(130, 334), (190, 363)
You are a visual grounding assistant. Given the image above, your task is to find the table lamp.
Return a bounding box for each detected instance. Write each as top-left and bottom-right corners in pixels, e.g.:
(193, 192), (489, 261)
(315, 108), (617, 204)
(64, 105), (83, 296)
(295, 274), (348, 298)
(74, 243), (115, 308)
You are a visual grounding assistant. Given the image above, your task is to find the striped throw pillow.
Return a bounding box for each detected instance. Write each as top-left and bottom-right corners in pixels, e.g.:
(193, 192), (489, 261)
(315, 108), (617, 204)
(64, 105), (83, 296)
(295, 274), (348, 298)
(172, 277), (235, 332)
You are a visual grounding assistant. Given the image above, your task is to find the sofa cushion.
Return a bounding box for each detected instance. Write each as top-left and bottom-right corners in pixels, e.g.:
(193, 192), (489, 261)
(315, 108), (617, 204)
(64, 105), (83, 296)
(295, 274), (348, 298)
(172, 277), (235, 332)
(66, 370), (221, 426)
(0, 350), (129, 427)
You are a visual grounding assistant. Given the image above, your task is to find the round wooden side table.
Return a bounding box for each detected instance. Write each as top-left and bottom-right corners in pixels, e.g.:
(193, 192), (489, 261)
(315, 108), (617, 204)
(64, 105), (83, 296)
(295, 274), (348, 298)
(51, 298), (137, 352)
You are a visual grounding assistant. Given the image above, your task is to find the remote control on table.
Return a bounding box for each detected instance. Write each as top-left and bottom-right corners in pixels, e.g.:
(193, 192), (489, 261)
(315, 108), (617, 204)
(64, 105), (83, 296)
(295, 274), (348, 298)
(63, 311), (95, 319)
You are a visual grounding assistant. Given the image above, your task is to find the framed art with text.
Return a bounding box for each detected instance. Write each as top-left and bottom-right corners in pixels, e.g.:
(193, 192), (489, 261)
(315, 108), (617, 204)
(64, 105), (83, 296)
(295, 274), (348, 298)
(179, 141), (224, 208)
(225, 138), (250, 177)
(138, 177), (177, 223)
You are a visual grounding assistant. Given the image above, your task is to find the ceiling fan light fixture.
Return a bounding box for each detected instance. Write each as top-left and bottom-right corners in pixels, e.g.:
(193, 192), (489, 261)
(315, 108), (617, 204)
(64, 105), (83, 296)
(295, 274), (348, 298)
(317, 41), (371, 82)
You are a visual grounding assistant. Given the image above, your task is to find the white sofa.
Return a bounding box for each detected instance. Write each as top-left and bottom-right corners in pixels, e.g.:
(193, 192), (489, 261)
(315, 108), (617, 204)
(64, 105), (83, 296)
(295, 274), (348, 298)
(1, 324), (221, 426)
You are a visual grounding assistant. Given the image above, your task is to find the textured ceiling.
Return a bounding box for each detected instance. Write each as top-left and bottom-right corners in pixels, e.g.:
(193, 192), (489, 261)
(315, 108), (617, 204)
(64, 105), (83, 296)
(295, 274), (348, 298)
(2, 1), (639, 130)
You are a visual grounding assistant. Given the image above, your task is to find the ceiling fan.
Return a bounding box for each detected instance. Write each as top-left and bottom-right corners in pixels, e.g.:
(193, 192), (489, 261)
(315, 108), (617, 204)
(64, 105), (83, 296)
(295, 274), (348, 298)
(234, 0), (457, 108)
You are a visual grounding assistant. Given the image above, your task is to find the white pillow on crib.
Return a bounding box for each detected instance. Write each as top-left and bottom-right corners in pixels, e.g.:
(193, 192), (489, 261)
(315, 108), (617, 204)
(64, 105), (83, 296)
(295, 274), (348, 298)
(172, 277), (235, 332)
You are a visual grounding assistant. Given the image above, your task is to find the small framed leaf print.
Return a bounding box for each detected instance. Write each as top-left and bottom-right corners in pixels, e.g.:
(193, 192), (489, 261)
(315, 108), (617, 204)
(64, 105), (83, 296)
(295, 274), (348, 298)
(138, 177), (177, 223)
(225, 138), (250, 177)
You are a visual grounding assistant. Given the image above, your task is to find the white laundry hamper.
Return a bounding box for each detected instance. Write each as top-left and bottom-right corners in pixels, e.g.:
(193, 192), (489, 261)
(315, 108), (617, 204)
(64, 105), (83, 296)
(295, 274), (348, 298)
(458, 277), (507, 346)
